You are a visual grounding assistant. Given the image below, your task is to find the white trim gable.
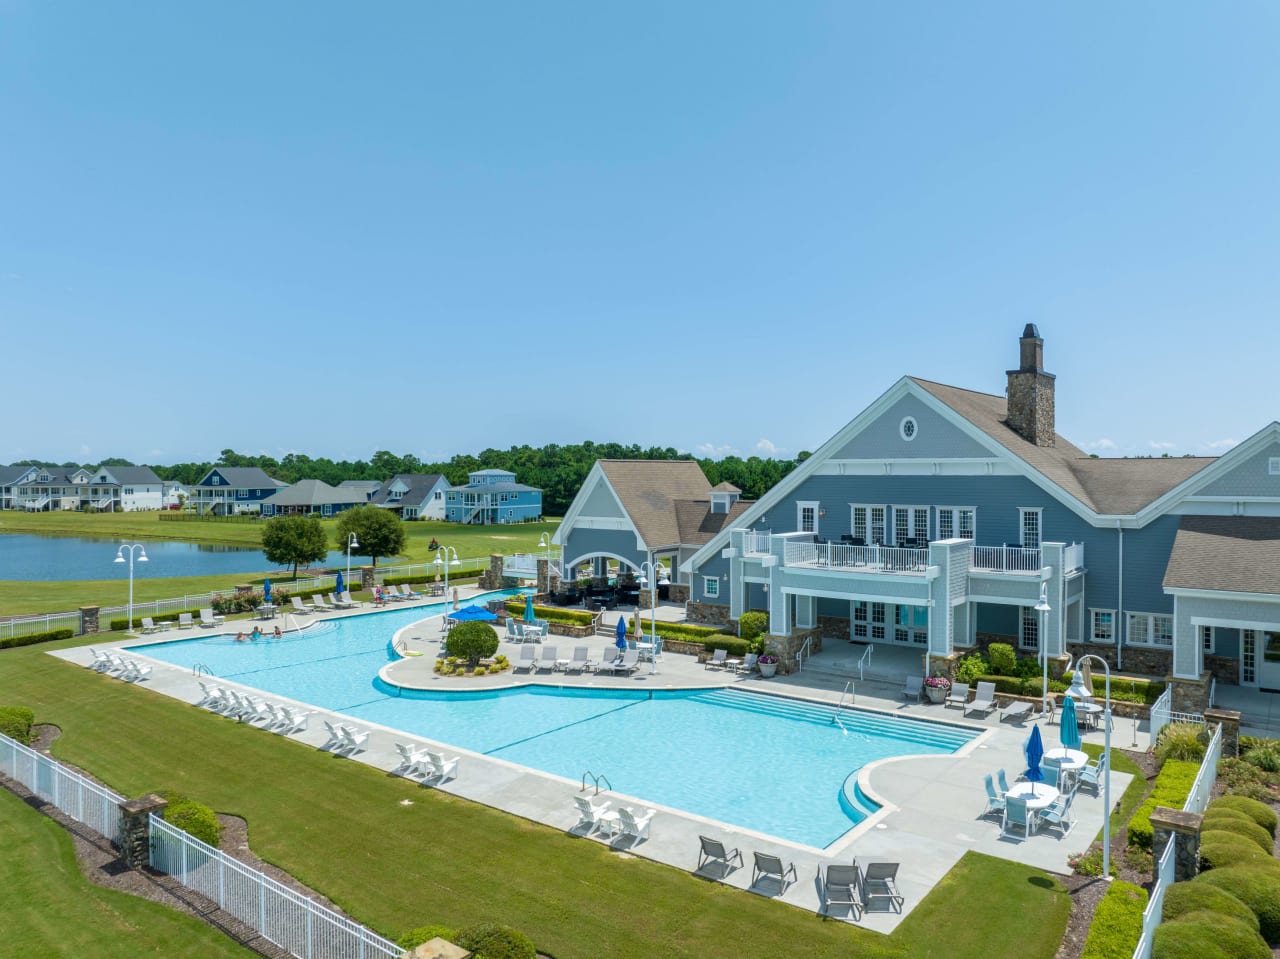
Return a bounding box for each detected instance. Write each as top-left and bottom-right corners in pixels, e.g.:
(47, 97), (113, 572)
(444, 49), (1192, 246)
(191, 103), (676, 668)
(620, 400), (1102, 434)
(1138, 421), (1280, 523)
(553, 464), (637, 547)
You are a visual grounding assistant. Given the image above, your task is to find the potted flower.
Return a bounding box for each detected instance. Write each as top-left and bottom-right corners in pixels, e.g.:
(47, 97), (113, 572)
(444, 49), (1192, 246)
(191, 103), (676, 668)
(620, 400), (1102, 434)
(757, 654), (779, 678)
(923, 675), (952, 704)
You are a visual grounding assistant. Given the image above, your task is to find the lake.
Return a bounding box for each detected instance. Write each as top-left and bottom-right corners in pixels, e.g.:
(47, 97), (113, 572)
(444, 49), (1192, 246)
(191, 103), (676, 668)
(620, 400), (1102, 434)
(0, 534), (353, 582)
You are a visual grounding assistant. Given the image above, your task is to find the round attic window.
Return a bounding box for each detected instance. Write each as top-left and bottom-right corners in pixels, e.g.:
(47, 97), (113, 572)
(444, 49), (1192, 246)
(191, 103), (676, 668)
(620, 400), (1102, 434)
(900, 416), (918, 441)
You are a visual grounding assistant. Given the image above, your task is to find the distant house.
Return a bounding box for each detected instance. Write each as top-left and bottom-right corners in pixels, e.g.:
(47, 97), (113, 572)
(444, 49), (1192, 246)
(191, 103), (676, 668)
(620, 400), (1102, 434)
(370, 474), (450, 520)
(444, 469), (543, 525)
(338, 480), (381, 502)
(0, 464), (163, 512)
(261, 479), (365, 518)
(163, 481), (189, 509)
(191, 467), (287, 515)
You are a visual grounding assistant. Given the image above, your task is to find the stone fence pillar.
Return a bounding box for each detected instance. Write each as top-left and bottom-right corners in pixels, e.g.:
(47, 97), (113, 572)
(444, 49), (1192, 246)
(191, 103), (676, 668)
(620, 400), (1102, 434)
(1204, 708), (1241, 758)
(360, 565), (376, 591)
(1151, 807), (1203, 884)
(479, 553), (505, 590)
(118, 794), (169, 869)
(79, 606), (100, 636)
(1167, 672), (1212, 715)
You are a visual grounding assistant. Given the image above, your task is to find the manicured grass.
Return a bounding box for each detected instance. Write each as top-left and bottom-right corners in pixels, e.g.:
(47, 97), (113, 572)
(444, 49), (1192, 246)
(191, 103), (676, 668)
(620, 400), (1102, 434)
(0, 785), (256, 958)
(2, 640), (1071, 959)
(1082, 742), (1149, 838)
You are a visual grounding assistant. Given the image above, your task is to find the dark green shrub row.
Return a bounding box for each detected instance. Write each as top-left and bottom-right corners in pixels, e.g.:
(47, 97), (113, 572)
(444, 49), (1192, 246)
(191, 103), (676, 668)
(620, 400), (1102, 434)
(1129, 760), (1202, 850)
(1163, 880), (1260, 930)
(0, 706), (36, 744)
(504, 601), (593, 626)
(1199, 832), (1280, 872)
(397, 925), (457, 949)
(703, 635), (751, 656)
(1195, 867), (1280, 944)
(159, 791), (221, 848)
(110, 610), (205, 632)
(1201, 814), (1275, 854)
(1153, 910), (1271, 959)
(0, 628), (75, 649)
(1209, 796), (1278, 838)
(1080, 880), (1147, 959)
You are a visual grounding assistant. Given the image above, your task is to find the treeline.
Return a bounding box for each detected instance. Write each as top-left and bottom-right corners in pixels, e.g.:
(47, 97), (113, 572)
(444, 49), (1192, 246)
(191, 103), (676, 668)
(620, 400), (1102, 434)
(10, 443), (807, 515)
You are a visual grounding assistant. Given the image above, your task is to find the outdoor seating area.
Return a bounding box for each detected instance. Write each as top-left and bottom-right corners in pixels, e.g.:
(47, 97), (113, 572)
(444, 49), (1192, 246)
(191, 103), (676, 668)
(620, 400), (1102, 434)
(818, 858), (904, 921)
(394, 742), (459, 783)
(568, 795), (654, 844)
(985, 709), (1092, 844)
(194, 683), (313, 734)
(86, 649), (154, 683)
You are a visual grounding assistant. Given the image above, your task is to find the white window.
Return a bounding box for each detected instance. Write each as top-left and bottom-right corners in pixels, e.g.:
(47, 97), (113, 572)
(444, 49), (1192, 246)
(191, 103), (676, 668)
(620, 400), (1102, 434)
(1200, 625), (1215, 653)
(936, 507), (976, 541)
(899, 416), (918, 441)
(703, 576), (720, 599)
(1020, 606), (1040, 651)
(211, 475), (221, 485)
(797, 501), (819, 534)
(1019, 508), (1042, 549)
(870, 602), (887, 640)
(891, 506), (929, 546)
(852, 601), (868, 638)
(1090, 610), (1115, 644)
(1270, 457), (1280, 476)
(1127, 612), (1173, 647)
(851, 505), (889, 544)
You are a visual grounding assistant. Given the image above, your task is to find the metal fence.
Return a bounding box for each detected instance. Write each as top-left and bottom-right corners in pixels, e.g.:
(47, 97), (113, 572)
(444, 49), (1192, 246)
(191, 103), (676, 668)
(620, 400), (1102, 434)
(0, 731), (124, 844)
(149, 816), (402, 959)
(1182, 722), (1223, 815)
(0, 611), (83, 641)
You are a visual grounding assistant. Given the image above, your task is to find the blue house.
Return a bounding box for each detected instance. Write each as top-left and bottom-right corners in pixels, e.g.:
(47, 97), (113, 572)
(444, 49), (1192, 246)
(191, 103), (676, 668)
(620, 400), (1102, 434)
(444, 469), (542, 525)
(679, 326), (1280, 712)
(192, 467), (287, 515)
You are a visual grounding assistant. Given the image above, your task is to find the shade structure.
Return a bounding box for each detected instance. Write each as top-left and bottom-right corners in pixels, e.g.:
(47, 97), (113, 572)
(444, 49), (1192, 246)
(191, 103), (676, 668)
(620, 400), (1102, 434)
(524, 594), (536, 623)
(1025, 725), (1046, 797)
(615, 616), (627, 650)
(451, 605), (497, 622)
(335, 571), (344, 596)
(263, 579), (271, 604)
(1060, 696), (1081, 751)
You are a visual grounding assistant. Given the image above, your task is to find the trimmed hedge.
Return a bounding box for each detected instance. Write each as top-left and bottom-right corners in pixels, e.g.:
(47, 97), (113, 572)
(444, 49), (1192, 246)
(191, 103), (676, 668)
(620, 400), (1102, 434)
(1195, 867), (1280, 944)
(1162, 881), (1259, 931)
(504, 601), (593, 626)
(453, 923), (535, 959)
(0, 628), (75, 649)
(651, 621), (722, 640)
(1209, 796), (1278, 838)
(397, 926), (456, 949)
(1080, 880), (1147, 959)
(1062, 671), (1166, 705)
(110, 610), (204, 632)
(737, 611), (768, 643)
(1153, 911), (1270, 959)
(1201, 815), (1275, 854)
(0, 705), (36, 744)
(161, 792), (221, 848)
(1198, 832), (1280, 873)
(1128, 759), (1201, 851)
(703, 635), (751, 656)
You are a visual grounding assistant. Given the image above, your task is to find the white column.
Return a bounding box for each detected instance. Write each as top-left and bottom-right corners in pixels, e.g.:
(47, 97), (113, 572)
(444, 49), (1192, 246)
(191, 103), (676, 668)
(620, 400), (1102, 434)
(795, 594), (816, 630)
(769, 590), (790, 636)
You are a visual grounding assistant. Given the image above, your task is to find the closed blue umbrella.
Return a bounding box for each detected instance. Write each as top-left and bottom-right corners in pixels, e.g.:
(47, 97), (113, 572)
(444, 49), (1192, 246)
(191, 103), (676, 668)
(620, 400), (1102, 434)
(615, 616), (627, 651)
(1025, 724), (1046, 797)
(451, 604), (497, 622)
(1060, 696), (1080, 750)
(525, 594), (536, 624)
(335, 571), (344, 596)
(263, 578), (271, 605)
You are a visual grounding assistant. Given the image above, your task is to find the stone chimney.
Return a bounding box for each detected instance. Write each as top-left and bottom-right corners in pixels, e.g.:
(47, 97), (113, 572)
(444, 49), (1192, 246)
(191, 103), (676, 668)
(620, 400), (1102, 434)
(1005, 324), (1056, 447)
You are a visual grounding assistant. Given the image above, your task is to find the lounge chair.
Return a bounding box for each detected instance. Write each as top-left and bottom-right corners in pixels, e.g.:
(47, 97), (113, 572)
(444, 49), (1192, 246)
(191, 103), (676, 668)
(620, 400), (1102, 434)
(537, 647), (559, 673)
(291, 596), (315, 614)
(705, 648), (727, 670)
(964, 681), (997, 717)
(1037, 792), (1076, 838)
(598, 647), (619, 669)
(695, 835), (743, 880)
(862, 862), (904, 912)
(1077, 754), (1106, 795)
(194, 681), (224, 709)
(399, 584), (422, 600)
(140, 617), (160, 634)
(311, 594), (333, 611)
(327, 592), (352, 609)
(515, 646), (537, 672)
(198, 609), (221, 628)
(614, 807), (654, 843)
(395, 742), (431, 777)
(87, 648), (113, 671)
(339, 591), (360, 608)
(983, 774), (1006, 819)
(566, 647), (590, 673)
(120, 659), (152, 682)
(177, 612), (195, 629)
(820, 862), (864, 920)
(321, 720), (344, 750)
(1001, 700), (1033, 724)
(338, 724), (369, 753)
(603, 649), (639, 675)
(1001, 795), (1036, 841)
(276, 705), (311, 733)
(425, 750), (459, 783)
(751, 851), (797, 893)
(573, 795), (617, 836)
(945, 682), (970, 708)
(902, 675), (924, 703)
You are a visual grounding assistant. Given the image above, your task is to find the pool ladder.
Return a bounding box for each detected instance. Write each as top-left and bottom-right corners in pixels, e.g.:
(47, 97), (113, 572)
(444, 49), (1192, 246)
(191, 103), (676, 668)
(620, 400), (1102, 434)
(832, 681), (853, 734)
(192, 663), (213, 677)
(581, 770), (612, 796)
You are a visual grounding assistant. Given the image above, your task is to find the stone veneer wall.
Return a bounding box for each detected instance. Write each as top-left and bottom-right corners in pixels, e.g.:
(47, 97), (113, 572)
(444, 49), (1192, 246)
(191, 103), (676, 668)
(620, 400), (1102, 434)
(667, 584), (690, 603)
(686, 601), (731, 627)
(1169, 673), (1212, 714)
(1006, 370), (1056, 448)
(764, 628), (822, 676)
(79, 606), (99, 635)
(1203, 653), (1239, 685)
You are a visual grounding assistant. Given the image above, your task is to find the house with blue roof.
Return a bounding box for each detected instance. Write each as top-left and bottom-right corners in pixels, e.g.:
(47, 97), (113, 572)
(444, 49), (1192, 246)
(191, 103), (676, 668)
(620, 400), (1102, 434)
(444, 469), (542, 525)
(677, 326), (1280, 713)
(191, 466), (287, 515)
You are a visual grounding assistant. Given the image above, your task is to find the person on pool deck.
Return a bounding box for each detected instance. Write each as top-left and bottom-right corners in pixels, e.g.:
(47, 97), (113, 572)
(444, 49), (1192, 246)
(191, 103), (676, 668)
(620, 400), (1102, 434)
(272, 626), (282, 639)
(250, 626), (263, 641)
(234, 631), (247, 643)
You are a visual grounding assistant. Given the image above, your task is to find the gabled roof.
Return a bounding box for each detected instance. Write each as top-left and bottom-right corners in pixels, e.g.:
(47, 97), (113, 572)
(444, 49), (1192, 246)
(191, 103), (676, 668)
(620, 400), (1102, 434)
(470, 468), (516, 477)
(99, 466), (163, 485)
(1164, 516), (1280, 595)
(199, 467), (286, 488)
(710, 482), (741, 493)
(371, 473), (447, 507)
(597, 460), (712, 549)
(674, 498), (754, 545)
(448, 481), (539, 494)
(262, 479), (362, 507)
(339, 479), (381, 491)
(0, 465), (31, 485)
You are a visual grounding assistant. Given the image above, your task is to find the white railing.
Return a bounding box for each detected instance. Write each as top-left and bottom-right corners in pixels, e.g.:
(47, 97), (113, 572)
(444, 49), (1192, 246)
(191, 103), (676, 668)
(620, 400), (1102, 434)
(741, 530), (772, 556)
(970, 545), (1042, 574)
(1183, 723), (1222, 815)
(1133, 838), (1175, 959)
(1148, 686), (1173, 744)
(503, 553), (539, 577)
(1063, 542), (1085, 573)
(0, 731), (125, 845)
(783, 540), (929, 574)
(796, 636), (812, 671)
(149, 816), (401, 959)
(857, 644), (874, 681)
(0, 611), (83, 640)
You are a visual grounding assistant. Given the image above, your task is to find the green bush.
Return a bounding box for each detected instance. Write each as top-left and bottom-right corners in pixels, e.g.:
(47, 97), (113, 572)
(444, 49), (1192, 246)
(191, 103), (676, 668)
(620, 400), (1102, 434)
(1153, 911), (1271, 959)
(0, 706), (36, 744)
(649, 621), (721, 640)
(0, 628), (76, 649)
(954, 653), (989, 684)
(453, 923), (536, 959)
(1163, 880), (1259, 930)
(1209, 796), (1278, 838)
(503, 601), (593, 626)
(1129, 760), (1201, 851)
(1201, 815), (1275, 854)
(162, 795), (221, 848)
(1195, 867), (1280, 944)
(703, 635), (750, 656)
(1080, 880), (1147, 959)
(987, 642), (1017, 676)
(397, 925), (457, 949)
(1199, 832), (1280, 872)
(1155, 722), (1207, 764)
(445, 621), (500, 666)
(1068, 845), (1117, 878)
(737, 611), (768, 643)
(1243, 743), (1280, 774)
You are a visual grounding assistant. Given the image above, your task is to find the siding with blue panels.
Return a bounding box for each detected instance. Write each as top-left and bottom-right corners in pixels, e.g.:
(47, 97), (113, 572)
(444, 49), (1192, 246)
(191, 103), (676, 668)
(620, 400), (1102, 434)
(832, 394), (994, 460)
(695, 555), (729, 603)
(1196, 441), (1280, 498)
(744, 582), (768, 613)
(562, 527), (647, 572)
(580, 481), (626, 518)
(1118, 515), (1181, 622)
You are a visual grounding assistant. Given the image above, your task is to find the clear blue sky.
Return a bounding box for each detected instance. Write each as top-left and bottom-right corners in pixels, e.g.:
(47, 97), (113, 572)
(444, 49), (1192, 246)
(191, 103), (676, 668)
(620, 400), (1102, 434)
(2, 2), (1277, 466)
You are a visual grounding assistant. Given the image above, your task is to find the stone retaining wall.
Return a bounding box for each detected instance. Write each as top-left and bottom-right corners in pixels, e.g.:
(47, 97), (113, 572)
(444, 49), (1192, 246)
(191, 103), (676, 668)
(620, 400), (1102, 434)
(686, 601), (731, 627)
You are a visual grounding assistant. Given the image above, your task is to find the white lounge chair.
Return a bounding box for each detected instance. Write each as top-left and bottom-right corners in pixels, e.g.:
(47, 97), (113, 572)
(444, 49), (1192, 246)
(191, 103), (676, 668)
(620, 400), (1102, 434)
(321, 720), (344, 750)
(339, 591), (360, 608)
(311, 594), (333, 611)
(945, 682), (970, 708)
(395, 742), (431, 777)
(965, 681), (998, 717)
(178, 612), (195, 629)
(705, 648), (727, 670)
(338, 725), (369, 753)
(87, 648), (113, 671)
(198, 609), (223, 629)
(140, 617), (160, 634)
(515, 646), (537, 672)
(567, 647), (590, 673)
(291, 596), (315, 614)
(696, 835), (743, 880)
(537, 647), (559, 673)
(573, 795), (617, 836)
(276, 705), (311, 734)
(425, 750), (459, 783)
(399, 584), (422, 599)
(1001, 700), (1033, 724)
(614, 807), (654, 843)
(194, 681), (224, 709)
(121, 660), (152, 682)
(902, 675), (924, 703)
(603, 649), (639, 675)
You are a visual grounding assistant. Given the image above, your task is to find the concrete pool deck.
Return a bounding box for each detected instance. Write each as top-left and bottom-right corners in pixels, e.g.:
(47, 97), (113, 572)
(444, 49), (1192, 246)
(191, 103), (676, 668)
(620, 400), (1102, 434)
(51, 586), (1140, 934)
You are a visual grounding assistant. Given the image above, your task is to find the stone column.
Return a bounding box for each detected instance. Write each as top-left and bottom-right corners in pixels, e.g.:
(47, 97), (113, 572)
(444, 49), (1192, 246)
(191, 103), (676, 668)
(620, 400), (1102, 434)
(1150, 807), (1203, 883)
(1167, 672), (1212, 715)
(117, 794), (169, 869)
(360, 565), (376, 591)
(1204, 708), (1241, 758)
(478, 553), (505, 590)
(79, 606), (100, 636)
(927, 651), (961, 680)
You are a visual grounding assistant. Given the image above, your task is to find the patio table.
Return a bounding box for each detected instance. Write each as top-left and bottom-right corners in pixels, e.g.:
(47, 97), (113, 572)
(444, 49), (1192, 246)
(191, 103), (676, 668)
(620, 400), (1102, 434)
(1003, 781), (1060, 811)
(1043, 747), (1089, 771)
(256, 604), (277, 620)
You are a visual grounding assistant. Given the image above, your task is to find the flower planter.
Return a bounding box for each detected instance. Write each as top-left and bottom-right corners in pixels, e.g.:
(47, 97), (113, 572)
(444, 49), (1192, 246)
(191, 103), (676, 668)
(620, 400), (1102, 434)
(924, 685), (949, 704)
(758, 661), (778, 678)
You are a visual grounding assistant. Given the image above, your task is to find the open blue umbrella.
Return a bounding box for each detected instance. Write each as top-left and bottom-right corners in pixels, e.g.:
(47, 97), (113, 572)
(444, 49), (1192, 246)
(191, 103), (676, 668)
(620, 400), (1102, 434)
(524, 594), (536, 623)
(1025, 724), (1046, 797)
(615, 616), (628, 651)
(1060, 696), (1081, 751)
(263, 578), (271, 604)
(451, 604), (497, 622)
(335, 571), (344, 597)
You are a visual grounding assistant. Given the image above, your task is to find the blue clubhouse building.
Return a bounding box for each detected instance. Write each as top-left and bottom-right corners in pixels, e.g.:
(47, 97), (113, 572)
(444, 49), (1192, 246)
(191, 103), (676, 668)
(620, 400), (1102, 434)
(444, 469), (543, 525)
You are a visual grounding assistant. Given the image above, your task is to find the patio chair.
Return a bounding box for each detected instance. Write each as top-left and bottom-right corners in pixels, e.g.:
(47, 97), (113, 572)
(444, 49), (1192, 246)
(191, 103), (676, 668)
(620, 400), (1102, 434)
(604, 649), (639, 675)
(311, 594), (333, 611)
(328, 592), (353, 609)
(424, 750), (459, 783)
(573, 795), (617, 837)
(997, 768), (1014, 795)
(1077, 754), (1107, 795)
(194, 681), (224, 709)
(1040, 756), (1063, 790)
(983, 774), (1006, 819)
(945, 681), (970, 708)
(338, 724), (369, 753)
(140, 617), (160, 634)
(1037, 792), (1076, 838)
(1001, 795), (1036, 841)
(514, 646), (537, 672)
(537, 646), (560, 673)
(339, 591), (359, 608)
(1001, 700), (1033, 724)
(395, 742), (431, 777)
(695, 835), (744, 881)
(291, 596), (315, 614)
(506, 619), (521, 642)
(276, 705), (311, 733)
(321, 720), (344, 750)
(401, 584), (423, 599)
(567, 647), (590, 673)
(599, 646), (619, 669)
(87, 648), (113, 671)
(614, 807), (654, 843)
(177, 612), (194, 629)
(750, 851), (797, 893)
(964, 681), (997, 717)
(862, 862), (904, 912)
(121, 659), (153, 682)
(820, 862), (864, 920)
(902, 675), (924, 703)
(705, 648), (728, 670)
(198, 608), (222, 628)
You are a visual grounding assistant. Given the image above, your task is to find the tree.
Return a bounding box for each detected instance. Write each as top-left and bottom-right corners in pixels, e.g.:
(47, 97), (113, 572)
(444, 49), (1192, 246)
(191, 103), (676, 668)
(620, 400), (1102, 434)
(334, 505), (407, 567)
(445, 621), (499, 667)
(260, 516), (330, 577)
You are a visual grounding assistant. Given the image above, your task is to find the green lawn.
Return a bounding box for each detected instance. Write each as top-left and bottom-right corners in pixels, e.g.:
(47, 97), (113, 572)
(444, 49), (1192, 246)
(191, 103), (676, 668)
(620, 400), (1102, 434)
(0, 786), (256, 958)
(1082, 742), (1149, 837)
(1, 640), (1071, 959)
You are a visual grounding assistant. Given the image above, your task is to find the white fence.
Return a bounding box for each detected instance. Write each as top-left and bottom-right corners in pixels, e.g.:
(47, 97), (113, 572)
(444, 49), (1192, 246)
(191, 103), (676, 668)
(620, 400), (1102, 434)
(1182, 722), (1223, 815)
(149, 817), (402, 959)
(970, 545), (1042, 573)
(1134, 837), (1175, 959)
(0, 611), (83, 640)
(1148, 686), (1173, 744)
(0, 731), (124, 845)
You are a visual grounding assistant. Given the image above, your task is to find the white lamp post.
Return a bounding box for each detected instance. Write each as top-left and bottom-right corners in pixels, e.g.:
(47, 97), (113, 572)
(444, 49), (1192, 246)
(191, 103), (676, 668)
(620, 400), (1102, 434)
(1066, 652), (1113, 878)
(114, 544), (148, 635)
(345, 532), (359, 592)
(637, 558), (664, 675)
(1035, 583), (1052, 720)
(435, 546), (461, 614)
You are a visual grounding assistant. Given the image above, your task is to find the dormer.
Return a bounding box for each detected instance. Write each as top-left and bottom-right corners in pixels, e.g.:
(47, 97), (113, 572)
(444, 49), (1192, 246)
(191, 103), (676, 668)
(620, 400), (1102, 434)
(709, 482), (741, 515)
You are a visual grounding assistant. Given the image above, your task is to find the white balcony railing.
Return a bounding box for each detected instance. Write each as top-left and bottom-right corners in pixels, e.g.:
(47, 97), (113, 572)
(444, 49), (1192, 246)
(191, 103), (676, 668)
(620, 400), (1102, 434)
(1063, 542), (1084, 573)
(970, 546), (1042, 574)
(784, 540), (929, 574)
(741, 530), (772, 556)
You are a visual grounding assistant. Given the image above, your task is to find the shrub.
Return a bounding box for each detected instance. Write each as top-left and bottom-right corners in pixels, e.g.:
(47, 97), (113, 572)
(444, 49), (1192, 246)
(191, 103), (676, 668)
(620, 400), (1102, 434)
(1243, 743), (1280, 774)
(445, 621), (499, 666)
(703, 635), (750, 657)
(1209, 796), (1278, 838)
(651, 622), (721, 640)
(737, 611), (768, 643)
(1163, 880), (1259, 930)
(1198, 832), (1280, 872)
(0, 706), (36, 744)
(453, 923), (536, 959)
(1068, 844), (1117, 878)
(0, 628), (76, 649)
(1155, 722), (1207, 764)
(987, 642), (1017, 675)
(1129, 760), (1201, 850)
(953, 653), (989, 684)
(503, 601), (593, 626)
(473, 666), (487, 676)
(1080, 880), (1147, 959)
(1201, 815), (1275, 854)
(162, 795), (221, 848)
(396, 925), (456, 949)
(1153, 911), (1271, 959)
(1195, 866), (1280, 943)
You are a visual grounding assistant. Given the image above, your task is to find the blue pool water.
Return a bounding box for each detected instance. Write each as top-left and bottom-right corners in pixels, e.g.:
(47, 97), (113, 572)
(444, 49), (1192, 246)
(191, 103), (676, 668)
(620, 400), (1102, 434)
(132, 594), (977, 848)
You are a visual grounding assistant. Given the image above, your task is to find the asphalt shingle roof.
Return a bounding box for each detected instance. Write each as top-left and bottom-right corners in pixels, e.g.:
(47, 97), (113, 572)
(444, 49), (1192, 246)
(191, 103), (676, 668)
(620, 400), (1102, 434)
(1163, 516), (1280, 594)
(597, 460), (713, 549)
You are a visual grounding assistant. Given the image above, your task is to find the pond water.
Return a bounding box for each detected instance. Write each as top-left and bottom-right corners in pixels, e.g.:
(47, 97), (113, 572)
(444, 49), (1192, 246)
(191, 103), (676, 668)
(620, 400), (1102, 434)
(0, 534), (351, 582)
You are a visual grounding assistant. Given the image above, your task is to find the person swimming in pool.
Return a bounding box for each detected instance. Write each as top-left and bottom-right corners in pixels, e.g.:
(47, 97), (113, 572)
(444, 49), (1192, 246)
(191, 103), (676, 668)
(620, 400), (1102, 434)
(250, 626), (263, 641)
(234, 631), (247, 643)
(272, 626), (282, 639)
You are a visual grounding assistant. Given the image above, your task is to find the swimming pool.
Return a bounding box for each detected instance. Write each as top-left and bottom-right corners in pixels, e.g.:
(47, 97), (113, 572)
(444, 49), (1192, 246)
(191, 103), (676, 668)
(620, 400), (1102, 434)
(131, 594), (978, 848)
